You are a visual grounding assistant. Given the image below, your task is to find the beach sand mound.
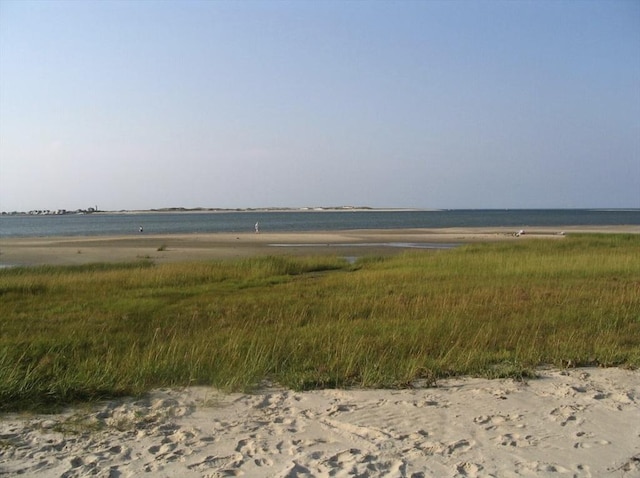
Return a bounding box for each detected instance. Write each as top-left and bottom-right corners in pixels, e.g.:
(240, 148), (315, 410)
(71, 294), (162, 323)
(1, 368), (638, 477)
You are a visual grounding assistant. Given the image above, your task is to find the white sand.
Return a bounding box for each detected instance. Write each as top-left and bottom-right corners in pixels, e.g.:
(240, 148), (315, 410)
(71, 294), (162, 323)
(1, 367), (638, 477)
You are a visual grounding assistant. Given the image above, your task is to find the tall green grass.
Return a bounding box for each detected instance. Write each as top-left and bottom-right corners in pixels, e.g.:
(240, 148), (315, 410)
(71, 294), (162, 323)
(1, 235), (638, 412)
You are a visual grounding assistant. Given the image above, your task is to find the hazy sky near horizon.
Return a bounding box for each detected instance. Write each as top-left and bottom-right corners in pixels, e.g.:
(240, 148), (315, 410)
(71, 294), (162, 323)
(1, 0), (639, 211)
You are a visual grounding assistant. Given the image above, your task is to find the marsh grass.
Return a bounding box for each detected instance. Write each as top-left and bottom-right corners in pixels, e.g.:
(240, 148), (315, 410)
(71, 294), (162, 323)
(1, 235), (638, 412)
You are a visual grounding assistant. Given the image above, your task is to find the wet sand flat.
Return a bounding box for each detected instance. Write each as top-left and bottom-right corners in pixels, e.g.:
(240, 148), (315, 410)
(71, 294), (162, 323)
(1, 226), (638, 267)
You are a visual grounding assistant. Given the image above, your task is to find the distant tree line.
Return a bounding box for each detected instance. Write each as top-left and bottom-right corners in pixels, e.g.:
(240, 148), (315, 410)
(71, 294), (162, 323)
(1, 206), (100, 216)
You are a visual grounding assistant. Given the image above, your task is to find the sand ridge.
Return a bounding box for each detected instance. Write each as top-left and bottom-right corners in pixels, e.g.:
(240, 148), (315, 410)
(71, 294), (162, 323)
(1, 368), (639, 477)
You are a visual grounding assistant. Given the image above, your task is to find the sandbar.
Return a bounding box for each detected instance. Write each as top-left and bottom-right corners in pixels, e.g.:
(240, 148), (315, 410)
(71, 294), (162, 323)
(1, 226), (637, 267)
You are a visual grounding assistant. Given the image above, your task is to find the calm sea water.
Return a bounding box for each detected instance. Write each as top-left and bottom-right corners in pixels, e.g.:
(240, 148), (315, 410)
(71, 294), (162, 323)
(1, 209), (638, 238)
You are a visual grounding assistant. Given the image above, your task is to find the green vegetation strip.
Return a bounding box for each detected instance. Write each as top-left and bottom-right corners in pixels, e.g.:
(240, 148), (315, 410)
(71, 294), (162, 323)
(1, 234), (638, 412)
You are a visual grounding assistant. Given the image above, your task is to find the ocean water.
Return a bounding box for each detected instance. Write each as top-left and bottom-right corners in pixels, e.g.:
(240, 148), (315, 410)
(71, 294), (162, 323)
(0, 209), (639, 238)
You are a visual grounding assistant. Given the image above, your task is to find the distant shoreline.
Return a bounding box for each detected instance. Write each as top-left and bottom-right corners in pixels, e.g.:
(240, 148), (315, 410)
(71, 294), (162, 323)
(4, 207), (639, 217)
(109, 206), (428, 214)
(1, 206), (431, 216)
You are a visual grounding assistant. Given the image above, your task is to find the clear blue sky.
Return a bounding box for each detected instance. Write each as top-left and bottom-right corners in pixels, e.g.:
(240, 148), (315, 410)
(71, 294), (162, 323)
(1, 0), (638, 211)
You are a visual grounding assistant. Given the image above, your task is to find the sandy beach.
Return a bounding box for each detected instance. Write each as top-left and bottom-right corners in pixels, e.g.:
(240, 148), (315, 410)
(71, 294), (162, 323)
(1, 367), (638, 477)
(1, 226), (638, 267)
(2, 227), (639, 477)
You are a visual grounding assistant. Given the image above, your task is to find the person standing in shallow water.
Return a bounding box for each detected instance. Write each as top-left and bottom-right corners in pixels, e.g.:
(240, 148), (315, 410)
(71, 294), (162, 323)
(139, 226), (143, 233)
(255, 222), (260, 234)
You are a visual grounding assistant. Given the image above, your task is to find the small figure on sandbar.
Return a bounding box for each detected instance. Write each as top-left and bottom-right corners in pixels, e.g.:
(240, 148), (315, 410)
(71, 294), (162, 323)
(139, 226), (144, 233)
(255, 221), (260, 234)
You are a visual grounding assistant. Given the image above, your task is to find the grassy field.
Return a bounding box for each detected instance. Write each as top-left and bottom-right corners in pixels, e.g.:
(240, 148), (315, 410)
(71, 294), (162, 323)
(1, 234), (638, 412)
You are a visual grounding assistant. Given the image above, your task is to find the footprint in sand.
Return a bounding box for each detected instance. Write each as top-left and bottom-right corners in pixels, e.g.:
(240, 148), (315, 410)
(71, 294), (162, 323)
(446, 439), (472, 455)
(148, 442), (176, 455)
(492, 432), (538, 447)
(280, 461), (312, 477)
(472, 415), (492, 425)
(573, 435), (611, 449)
(327, 403), (356, 416)
(276, 438), (307, 456)
(549, 405), (585, 426)
(473, 413), (525, 431)
(254, 457), (274, 466)
(614, 454), (640, 474)
(187, 453), (242, 471)
(455, 461), (484, 477)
